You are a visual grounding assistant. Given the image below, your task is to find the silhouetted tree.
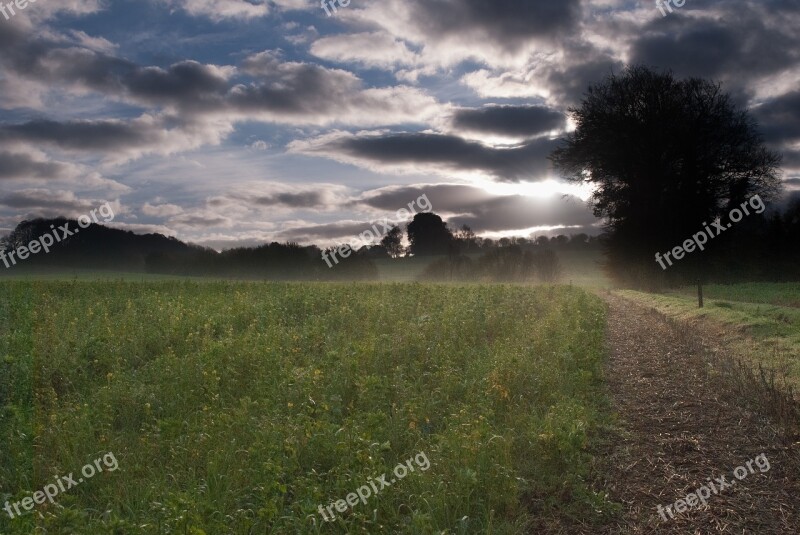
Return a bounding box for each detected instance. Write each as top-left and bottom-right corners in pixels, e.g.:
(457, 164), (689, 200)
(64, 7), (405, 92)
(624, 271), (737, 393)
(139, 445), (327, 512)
(379, 225), (404, 258)
(551, 66), (782, 287)
(453, 224), (478, 253)
(406, 213), (454, 256)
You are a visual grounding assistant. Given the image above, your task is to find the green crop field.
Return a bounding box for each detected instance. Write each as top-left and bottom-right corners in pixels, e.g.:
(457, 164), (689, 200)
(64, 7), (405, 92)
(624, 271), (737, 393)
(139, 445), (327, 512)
(0, 282), (614, 534)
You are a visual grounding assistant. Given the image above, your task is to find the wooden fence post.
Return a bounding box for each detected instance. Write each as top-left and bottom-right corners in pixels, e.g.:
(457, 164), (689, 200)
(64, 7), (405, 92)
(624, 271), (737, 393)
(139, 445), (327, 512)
(697, 279), (704, 308)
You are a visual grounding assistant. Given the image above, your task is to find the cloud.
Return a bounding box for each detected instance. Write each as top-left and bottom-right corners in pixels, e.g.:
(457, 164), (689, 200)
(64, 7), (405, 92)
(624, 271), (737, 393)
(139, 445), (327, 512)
(142, 202), (185, 217)
(1, 0), (798, 244)
(0, 189), (122, 218)
(67, 30), (118, 54)
(0, 147), (129, 195)
(309, 32), (421, 69)
(460, 40), (622, 106)
(162, 0), (270, 21)
(168, 211), (234, 229)
(0, 151), (74, 180)
(628, 1), (800, 98)
(407, 0), (581, 48)
(249, 140), (270, 150)
(348, 0), (583, 69)
(0, 114), (235, 163)
(229, 51), (442, 125)
(283, 183), (599, 243)
(290, 131), (559, 182)
(755, 91), (800, 145)
(451, 105), (565, 139)
(361, 183), (595, 227)
(208, 182), (353, 211)
(1, 40), (442, 128)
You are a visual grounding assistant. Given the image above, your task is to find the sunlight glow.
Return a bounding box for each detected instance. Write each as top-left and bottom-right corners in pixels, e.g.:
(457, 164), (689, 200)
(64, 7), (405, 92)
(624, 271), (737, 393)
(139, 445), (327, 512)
(473, 178), (594, 201)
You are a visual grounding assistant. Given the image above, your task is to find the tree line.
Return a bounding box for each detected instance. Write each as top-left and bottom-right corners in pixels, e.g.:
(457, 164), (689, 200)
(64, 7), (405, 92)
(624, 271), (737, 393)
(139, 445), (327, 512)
(0, 212), (595, 282)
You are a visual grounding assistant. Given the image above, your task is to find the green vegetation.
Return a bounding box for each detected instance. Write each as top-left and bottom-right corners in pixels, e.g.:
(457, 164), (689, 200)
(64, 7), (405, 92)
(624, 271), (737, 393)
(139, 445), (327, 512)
(0, 282), (614, 534)
(618, 288), (800, 387)
(671, 282), (800, 308)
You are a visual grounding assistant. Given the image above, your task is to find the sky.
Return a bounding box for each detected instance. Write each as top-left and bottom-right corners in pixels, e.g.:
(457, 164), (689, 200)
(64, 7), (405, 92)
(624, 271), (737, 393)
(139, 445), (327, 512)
(0, 0), (798, 250)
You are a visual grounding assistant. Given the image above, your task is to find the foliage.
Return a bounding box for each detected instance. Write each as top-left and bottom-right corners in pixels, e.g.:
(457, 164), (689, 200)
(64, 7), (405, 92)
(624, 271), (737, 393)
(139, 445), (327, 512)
(379, 225), (404, 258)
(407, 213), (455, 256)
(0, 282), (613, 534)
(551, 66), (783, 287)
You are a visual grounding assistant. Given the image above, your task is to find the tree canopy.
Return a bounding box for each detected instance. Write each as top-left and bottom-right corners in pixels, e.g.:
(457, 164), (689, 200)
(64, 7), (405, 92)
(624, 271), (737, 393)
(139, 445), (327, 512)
(550, 66), (782, 285)
(407, 213), (454, 256)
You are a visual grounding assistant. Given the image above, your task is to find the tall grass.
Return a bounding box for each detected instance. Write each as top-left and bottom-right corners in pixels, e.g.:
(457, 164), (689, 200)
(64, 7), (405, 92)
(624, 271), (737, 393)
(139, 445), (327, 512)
(0, 282), (613, 534)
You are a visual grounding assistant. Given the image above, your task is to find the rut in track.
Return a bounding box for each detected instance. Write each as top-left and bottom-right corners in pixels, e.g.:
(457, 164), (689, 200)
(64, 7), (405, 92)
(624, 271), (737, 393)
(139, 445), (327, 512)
(597, 293), (800, 534)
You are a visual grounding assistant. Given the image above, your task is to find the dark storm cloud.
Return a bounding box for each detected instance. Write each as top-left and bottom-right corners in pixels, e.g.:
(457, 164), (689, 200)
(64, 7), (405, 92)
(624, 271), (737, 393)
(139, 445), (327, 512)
(545, 54), (623, 107)
(752, 91), (800, 174)
(755, 91), (800, 145)
(782, 151), (800, 170)
(452, 106), (565, 138)
(313, 133), (558, 181)
(410, 0), (581, 49)
(0, 151), (72, 179)
(630, 21), (740, 80)
(630, 10), (799, 86)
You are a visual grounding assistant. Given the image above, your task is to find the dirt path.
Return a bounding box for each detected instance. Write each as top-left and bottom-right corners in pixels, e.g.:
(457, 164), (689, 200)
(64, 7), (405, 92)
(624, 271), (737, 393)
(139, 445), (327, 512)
(598, 292), (800, 534)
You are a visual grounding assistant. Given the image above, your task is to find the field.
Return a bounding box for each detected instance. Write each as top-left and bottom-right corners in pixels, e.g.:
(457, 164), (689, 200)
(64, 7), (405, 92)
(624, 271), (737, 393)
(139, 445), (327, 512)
(0, 282), (614, 534)
(671, 282), (800, 308)
(619, 284), (800, 388)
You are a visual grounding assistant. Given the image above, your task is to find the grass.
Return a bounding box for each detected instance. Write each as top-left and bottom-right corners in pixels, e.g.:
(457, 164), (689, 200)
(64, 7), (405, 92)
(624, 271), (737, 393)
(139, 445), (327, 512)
(670, 282), (800, 308)
(0, 281), (615, 534)
(618, 288), (800, 388)
(0, 267), (206, 282)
